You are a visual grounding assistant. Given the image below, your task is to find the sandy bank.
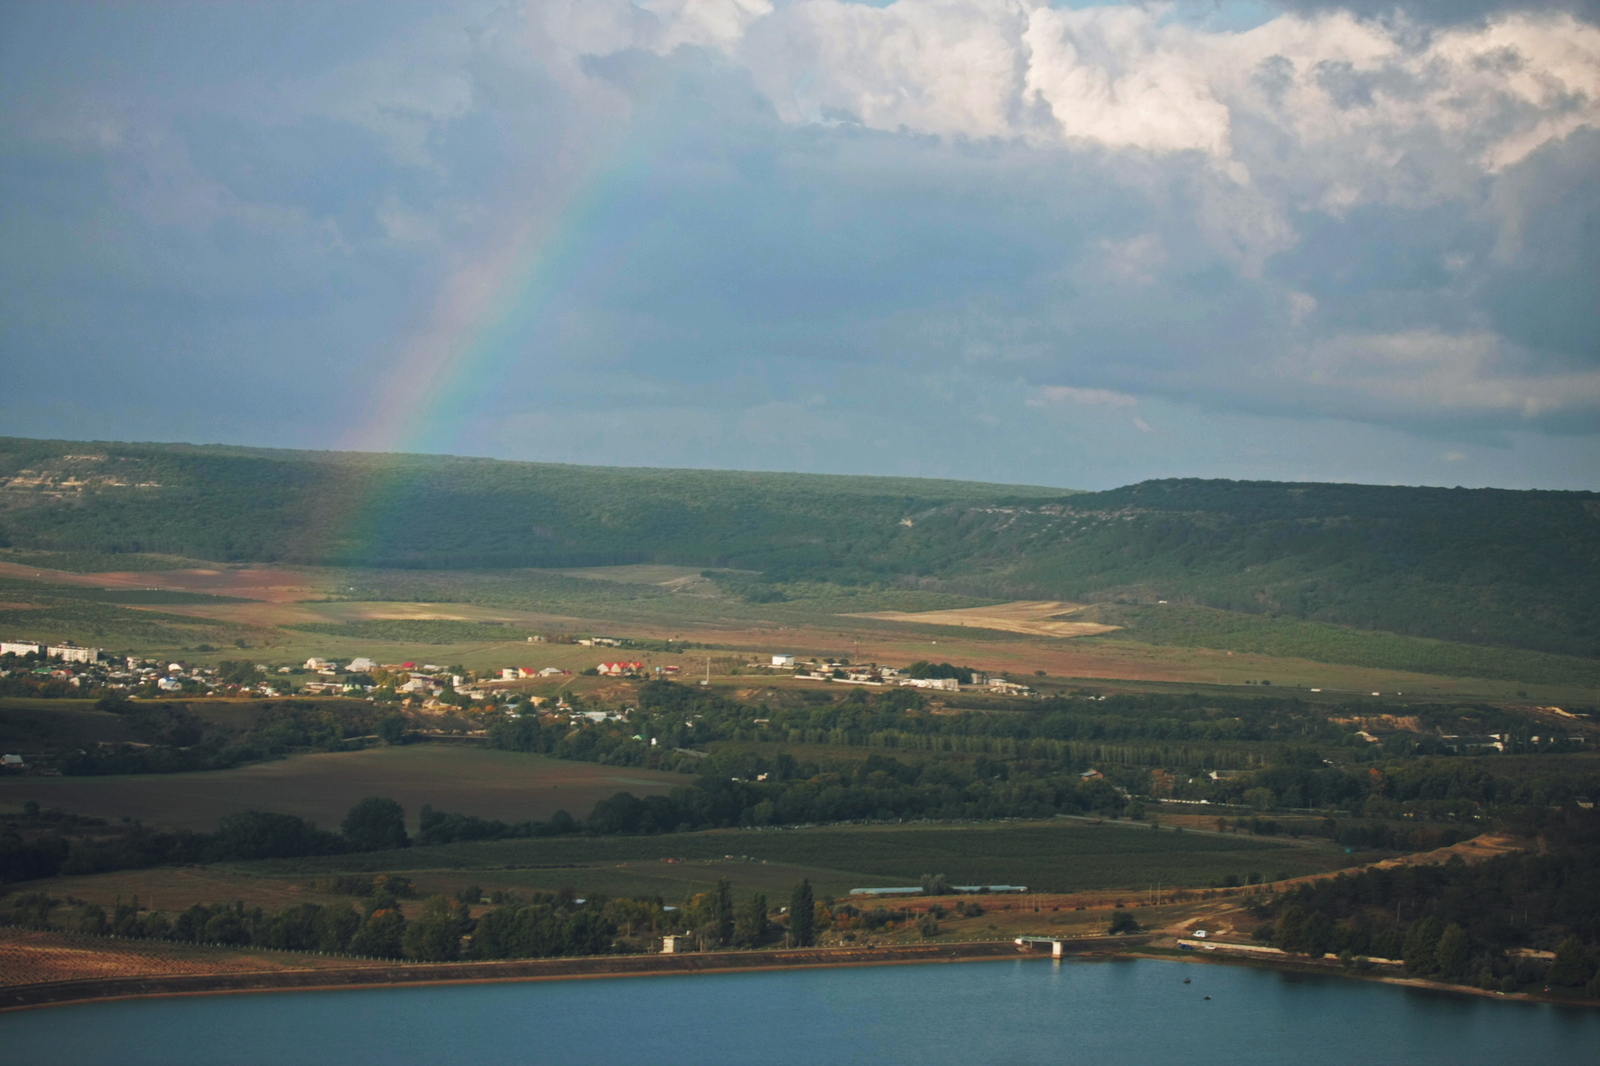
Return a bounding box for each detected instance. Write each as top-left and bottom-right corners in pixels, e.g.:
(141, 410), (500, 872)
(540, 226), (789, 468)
(0, 936), (1150, 1012)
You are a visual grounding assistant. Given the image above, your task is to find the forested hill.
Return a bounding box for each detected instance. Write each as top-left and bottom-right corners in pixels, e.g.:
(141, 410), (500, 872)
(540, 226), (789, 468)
(0, 437), (1067, 571)
(937, 480), (1600, 658)
(0, 437), (1595, 658)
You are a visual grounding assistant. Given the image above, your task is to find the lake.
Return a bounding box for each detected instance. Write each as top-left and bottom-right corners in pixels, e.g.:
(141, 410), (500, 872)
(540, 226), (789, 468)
(1, 957), (1595, 1065)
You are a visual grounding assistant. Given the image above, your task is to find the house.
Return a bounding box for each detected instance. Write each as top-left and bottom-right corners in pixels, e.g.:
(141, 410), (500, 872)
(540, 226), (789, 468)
(501, 668), (520, 680)
(771, 654), (795, 667)
(900, 677), (959, 691)
(348, 657), (378, 673)
(661, 934), (693, 953)
(48, 644), (101, 663)
(597, 662), (644, 676)
(1080, 769), (1104, 781)
(2, 754), (24, 768)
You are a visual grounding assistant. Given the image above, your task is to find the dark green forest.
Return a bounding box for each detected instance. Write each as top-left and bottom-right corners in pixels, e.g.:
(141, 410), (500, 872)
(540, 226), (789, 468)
(1, 437), (1596, 657)
(1253, 809), (1600, 996)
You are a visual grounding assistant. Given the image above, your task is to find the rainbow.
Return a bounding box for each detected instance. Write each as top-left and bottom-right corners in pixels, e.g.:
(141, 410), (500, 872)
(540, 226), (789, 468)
(298, 113), (650, 564)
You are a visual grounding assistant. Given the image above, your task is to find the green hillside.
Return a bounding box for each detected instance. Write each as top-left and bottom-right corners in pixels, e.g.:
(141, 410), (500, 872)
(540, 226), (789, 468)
(921, 480), (1600, 659)
(0, 437), (1065, 571)
(0, 437), (1595, 659)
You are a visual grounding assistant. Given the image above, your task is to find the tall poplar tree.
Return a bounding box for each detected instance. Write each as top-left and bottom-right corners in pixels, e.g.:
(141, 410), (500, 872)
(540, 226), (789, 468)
(713, 878), (735, 946)
(789, 879), (815, 947)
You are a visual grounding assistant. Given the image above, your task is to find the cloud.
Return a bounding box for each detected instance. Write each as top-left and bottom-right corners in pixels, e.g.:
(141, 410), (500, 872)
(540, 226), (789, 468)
(0, 0), (1595, 490)
(1261, 0), (1600, 29)
(1279, 328), (1600, 419)
(1099, 233), (1167, 284)
(1030, 386), (1140, 408)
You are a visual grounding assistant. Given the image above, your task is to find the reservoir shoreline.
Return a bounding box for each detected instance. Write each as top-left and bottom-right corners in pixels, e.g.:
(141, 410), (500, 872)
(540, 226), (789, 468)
(0, 938), (1109, 1013)
(4, 933), (1595, 1014)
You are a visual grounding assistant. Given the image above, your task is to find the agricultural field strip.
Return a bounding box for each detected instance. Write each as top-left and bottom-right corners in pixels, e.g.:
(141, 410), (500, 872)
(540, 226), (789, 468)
(2, 556), (1589, 699)
(247, 821), (1343, 896)
(847, 601), (1120, 639)
(0, 747), (688, 832)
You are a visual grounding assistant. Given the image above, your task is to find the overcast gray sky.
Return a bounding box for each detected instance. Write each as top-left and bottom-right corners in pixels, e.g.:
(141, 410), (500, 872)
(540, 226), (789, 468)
(2, 0), (1596, 490)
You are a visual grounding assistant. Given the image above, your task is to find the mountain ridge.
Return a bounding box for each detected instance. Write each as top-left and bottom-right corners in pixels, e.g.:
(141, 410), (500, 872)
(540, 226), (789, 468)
(0, 437), (1594, 658)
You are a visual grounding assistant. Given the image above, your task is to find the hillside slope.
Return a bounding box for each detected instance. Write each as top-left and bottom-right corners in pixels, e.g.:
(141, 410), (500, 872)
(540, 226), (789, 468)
(0, 438), (1594, 658)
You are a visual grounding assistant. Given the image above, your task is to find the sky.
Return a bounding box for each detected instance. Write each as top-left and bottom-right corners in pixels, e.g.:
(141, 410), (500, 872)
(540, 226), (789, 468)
(1, 0), (1597, 492)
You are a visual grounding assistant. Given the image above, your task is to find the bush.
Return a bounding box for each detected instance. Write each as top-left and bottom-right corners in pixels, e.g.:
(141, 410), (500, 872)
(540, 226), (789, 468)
(1108, 910), (1140, 935)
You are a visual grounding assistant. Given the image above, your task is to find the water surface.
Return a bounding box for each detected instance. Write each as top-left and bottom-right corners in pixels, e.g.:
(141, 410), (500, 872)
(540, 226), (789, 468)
(1, 957), (1594, 1065)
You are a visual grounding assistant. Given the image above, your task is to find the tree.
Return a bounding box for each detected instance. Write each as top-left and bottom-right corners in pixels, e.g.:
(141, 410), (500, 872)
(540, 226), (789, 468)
(789, 879), (815, 947)
(403, 895), (468, 961)
(734, 892), (769, 948)
(712, 878), (735, 946)
(920, 873), (952, 896)
(1108, 909), (1139, 935)
(341, 797), (410, 851)
(1433, 924), (1472, 982)
(376, 715), (407, 745)
(1302, 911), (1335, 958)
(1403, 916), (1444, 975)
(1274, 903), (1308, 953)
(209, 810), (343, 861)
(349, 908), (406, 958)
(1548, 935), (1594, 988)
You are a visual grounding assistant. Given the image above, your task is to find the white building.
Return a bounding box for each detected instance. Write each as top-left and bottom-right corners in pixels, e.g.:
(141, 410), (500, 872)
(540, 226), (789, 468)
(305, 657), (329, 670)
(901, 677), (959, 691)
(771, 654), (795, 667)
(49, 645), (101, 663)
(348, 657), (379, 673)
(0, 641), (44, 657)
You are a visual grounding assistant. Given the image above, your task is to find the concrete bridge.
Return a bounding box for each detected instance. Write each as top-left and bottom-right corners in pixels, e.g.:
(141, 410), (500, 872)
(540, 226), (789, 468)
(1014, 934), (1149, 957)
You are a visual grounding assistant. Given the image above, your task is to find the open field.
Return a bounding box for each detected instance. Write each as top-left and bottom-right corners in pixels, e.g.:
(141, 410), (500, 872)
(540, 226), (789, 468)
(12, 819), (1360, 922)
(0, 746), (686, 832)
(848, 600), (1119, 639)
(550, 564), (724, 586)
(0, 560), (318, 603)
(2, 559), (1594, 706)
(0, 700), (140, 752)
(260, 819), (1353, 895)
(0, 928), (395, 990)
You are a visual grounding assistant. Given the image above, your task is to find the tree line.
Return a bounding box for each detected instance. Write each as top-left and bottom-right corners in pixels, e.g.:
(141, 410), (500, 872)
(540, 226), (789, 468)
(0, 875), (835, 962)
(1250, 809), (1600, 997)
(0, 797), (412, 883)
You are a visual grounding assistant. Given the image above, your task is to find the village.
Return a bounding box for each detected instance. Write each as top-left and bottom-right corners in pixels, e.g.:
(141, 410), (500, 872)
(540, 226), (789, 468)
(1, 635), (1036, 699)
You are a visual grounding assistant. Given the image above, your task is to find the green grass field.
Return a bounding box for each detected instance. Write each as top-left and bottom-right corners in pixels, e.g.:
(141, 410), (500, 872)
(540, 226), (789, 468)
(1085, 603), (1600, 689)
(254, 819), (1351, 897)
(0, 745), (688, 831)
